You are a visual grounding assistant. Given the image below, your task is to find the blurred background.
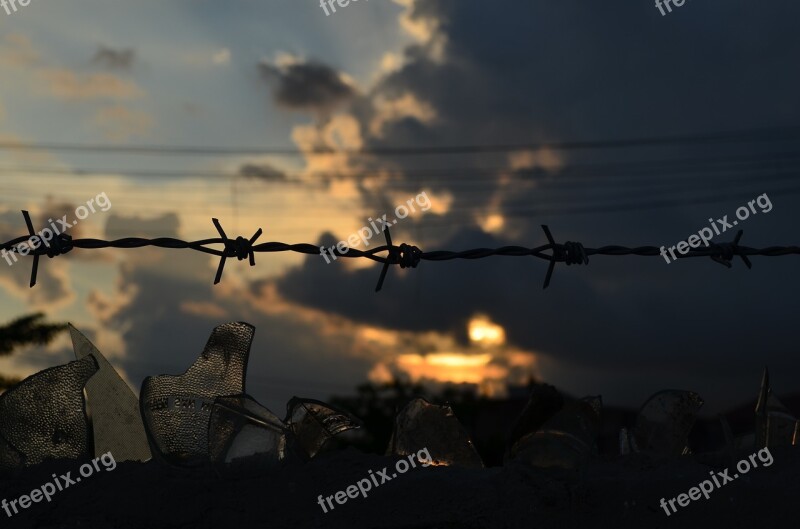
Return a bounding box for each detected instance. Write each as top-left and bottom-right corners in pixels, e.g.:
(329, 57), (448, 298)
(0, 0), (799, 455)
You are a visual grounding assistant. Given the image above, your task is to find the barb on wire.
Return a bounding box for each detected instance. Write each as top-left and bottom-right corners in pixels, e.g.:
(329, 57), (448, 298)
(17, 211), (74, 287)
(708, 230), (752, 269)
(2, 211), (799, 290)
(374, 226), (422, 292)
(212, 218), (262, 284)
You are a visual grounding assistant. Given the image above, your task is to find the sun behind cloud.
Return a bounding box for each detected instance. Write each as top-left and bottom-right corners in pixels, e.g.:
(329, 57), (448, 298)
(369, 314), (537, 396)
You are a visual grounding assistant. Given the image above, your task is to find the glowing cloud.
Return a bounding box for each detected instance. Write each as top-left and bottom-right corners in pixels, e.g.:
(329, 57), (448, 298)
(468, 314), (506, 347)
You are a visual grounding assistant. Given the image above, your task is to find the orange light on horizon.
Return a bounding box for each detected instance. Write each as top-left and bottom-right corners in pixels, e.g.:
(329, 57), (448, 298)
(395, 352), (503, 384)
(365, 314), (537, 392)
(425, 353), (493, 368)
(468, 315), (506, 347)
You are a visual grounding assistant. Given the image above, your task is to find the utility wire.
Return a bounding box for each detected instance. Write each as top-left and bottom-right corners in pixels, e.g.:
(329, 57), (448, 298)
(0, 149), (798, 184)
(0, 151), (799, 193)
(0, 161), (795, 208)
(1, 124), (799, 157)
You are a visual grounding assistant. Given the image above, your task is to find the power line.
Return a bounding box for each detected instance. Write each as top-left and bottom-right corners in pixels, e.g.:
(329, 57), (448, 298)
(496, 182), (800, 217)
(1, 157), (799, 198)
(2, 150), (800, 183)
(1, 124), (799, 157)
(0, 172), (794, 226)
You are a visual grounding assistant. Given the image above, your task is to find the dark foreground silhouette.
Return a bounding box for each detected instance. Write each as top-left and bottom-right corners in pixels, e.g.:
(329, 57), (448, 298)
(0, 445), (796, 529)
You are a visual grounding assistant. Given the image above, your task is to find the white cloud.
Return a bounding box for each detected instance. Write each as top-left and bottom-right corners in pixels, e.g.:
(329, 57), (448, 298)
(212, 48), (231, 65)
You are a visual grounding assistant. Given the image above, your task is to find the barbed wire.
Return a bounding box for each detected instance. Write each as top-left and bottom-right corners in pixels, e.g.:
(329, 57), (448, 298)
(2, 210), (799, 292)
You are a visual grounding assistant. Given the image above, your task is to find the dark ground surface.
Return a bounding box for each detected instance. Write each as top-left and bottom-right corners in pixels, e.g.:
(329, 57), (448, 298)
(0, 446), (796, 529)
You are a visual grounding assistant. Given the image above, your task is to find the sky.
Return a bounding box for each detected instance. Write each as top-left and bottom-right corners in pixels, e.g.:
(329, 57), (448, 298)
(1, 0), (799, 415)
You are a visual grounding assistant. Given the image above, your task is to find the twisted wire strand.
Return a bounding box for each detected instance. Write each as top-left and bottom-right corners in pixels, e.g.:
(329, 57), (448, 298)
(2, 211), (798, 291)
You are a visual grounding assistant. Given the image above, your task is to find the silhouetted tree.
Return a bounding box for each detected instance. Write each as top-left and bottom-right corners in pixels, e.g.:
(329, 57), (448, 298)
(0, 313), (67, 391)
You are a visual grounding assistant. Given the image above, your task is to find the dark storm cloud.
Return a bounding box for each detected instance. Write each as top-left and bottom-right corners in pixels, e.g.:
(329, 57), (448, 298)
(373, 0), (800, 144)
(92, 45), (136, 70)
(238, 163), (287, 182)
(259, 59), (355, 113)
(272, 0), (800, 410)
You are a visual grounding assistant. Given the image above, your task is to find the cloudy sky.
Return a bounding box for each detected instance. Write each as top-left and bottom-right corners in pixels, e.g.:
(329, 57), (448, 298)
(1, 0), (799, 415)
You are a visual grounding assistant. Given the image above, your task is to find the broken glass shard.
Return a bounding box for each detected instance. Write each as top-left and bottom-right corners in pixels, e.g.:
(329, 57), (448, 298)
(634, 390), (703, 456)
(0, 355), (97, 468)
(761, 403), (795, 448)
(285, 397), (361, 459)
(755, 367), (797, 447)
(208, 395), (287, 468)
(70, 324), (151, 462)
(506, 383), (563, 454)
(387, 398), (483, 468)
(140, 322), (254, 465)
(509, 395), (602, 469)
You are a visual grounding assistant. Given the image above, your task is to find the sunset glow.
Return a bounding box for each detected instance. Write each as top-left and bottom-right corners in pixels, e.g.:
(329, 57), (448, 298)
(468, 315), (506, 347)
(365, 314), (537, 391)
(395, 353), (503, 384)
